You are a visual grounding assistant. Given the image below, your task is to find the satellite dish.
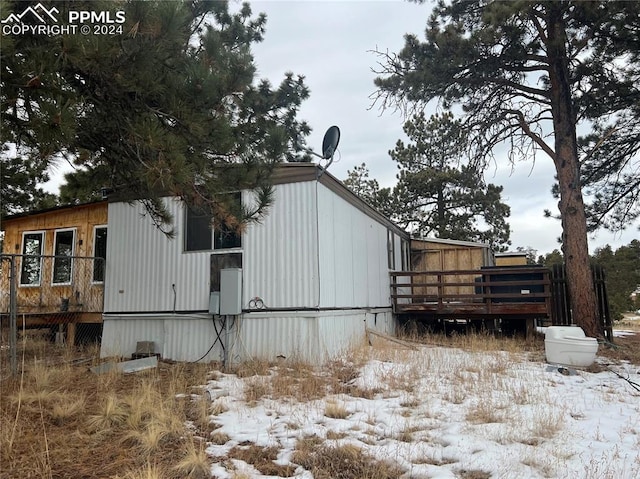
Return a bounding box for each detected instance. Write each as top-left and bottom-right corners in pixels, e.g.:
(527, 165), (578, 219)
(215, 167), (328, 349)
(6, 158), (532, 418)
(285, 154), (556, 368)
(321, 126), (340, 160)
(304, 125), (341, 161)
(302, 125), (341, 177)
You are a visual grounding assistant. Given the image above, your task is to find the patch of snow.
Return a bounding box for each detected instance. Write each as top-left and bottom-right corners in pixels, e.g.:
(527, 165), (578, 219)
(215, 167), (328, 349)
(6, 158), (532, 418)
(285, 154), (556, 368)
(614, 330), (638, 337)
(204, 346), (640, 478)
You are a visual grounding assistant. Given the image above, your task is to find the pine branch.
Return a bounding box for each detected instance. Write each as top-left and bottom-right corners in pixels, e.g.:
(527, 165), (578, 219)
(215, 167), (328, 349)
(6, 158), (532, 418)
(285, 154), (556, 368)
(504, 109), (556, 160)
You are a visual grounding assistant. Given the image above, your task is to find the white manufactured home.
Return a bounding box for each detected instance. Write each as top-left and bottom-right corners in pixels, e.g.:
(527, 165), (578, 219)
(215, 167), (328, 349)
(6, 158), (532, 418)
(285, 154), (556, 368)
(100, 163), (410, 363)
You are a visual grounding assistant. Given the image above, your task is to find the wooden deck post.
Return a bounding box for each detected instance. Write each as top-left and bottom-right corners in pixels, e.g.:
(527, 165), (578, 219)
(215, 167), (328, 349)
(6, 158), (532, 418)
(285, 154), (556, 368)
(525, 318), (535, 339)
(66, 323), (76, 347)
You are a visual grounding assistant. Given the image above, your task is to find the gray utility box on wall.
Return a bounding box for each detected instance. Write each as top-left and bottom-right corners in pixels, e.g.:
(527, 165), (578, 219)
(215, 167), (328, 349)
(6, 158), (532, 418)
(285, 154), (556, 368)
(220, 268), (242, 315)
(208, 292), (220, 315)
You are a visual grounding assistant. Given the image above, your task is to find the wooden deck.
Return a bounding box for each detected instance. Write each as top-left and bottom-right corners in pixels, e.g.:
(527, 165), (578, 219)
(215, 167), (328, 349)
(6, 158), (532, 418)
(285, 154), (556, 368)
(390, 267), (552, 320)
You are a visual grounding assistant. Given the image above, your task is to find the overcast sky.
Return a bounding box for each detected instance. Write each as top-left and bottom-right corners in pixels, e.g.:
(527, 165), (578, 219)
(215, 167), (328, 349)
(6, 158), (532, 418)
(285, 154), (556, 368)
(244, 0), (638, 256)
(44, 0), (638, 256)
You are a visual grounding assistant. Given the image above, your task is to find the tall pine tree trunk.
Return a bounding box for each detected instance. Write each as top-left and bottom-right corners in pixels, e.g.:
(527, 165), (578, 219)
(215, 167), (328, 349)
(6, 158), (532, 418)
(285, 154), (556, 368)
(437, 188), (445, 237)
(547, 6), (602, 338)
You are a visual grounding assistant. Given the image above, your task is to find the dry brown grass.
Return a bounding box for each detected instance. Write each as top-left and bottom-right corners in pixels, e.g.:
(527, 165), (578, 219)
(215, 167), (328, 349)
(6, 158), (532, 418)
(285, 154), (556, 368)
(324, 400), (350, 419)
(441, 383), (466, 404)
(229, 473), (252, 479)
(236, 357), (367, 404)
(225, 444), (296, 476)
(271, 360), (328, 401)
(0, 339), (215, 479)
(456, 469), (492, 479)
(616, 315), (640, 331)
(291, 437), (403, 479)
(243, 375), (272, 403)
(86, 393), (128, 432)
(186, 395), (216, 434)
(210, 430), (231, 445)
(405, 326), (640, 367)
(527, 407), (564, 439)
(4, 325), (637, 479)
(246, 357), (367, 403)
(233, 358), (271, 377)
(401, 327), (544, 355)
(117, 462), (166, 479)
(413, 453), (457, 466)
(465, 394), (507, 424)
(599, 332), (640, 365)
(172, 439), (210, 479)
(49, 395), (86, 426)
(394, 429), (414, 443)
(326, 430), (348, 440)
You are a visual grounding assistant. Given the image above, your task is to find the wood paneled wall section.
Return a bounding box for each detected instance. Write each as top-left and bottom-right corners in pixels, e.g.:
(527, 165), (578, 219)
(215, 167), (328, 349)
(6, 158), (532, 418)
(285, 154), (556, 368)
(411, 241), (488, 297)
(2, 202), (107, 257)
(1, 202), (107, 316)
(495, 255), (528, 266)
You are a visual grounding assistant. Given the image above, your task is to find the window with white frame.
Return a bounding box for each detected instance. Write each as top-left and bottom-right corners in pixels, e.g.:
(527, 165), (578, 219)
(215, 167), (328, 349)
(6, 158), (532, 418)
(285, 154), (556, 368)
(52, 229), (75, 284)
(93, 226), (107, 282)
(20, 232), (44, 286)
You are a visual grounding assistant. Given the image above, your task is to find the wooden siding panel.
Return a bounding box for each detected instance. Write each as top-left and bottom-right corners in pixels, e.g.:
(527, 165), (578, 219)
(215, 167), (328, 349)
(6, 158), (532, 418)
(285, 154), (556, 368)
(410, 239), (491, 298)
(1, 203), (107, 315)
(495, 255), (528, 266)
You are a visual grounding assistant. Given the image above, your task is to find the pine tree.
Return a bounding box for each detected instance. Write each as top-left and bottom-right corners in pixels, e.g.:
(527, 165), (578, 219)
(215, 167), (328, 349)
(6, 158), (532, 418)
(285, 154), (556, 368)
(1, 0), (311, 231)
(389, 112), (511, 251)
(592, 241), (640, 321)
(1, 148), (58, 216)
(537, 249), (564, 267)
(343, 163), (396, 218)
(345, 112), (511, 252)
(373, 1), (640, 337)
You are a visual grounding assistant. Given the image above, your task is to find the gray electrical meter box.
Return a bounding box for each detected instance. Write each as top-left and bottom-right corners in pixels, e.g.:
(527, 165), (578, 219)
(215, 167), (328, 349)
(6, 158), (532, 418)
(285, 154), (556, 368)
(220, 268), (242, 315)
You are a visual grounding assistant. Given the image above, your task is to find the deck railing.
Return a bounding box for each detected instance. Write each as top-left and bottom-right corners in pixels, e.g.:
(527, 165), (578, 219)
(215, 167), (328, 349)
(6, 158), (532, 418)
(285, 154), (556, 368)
(390, 267), (552, 318)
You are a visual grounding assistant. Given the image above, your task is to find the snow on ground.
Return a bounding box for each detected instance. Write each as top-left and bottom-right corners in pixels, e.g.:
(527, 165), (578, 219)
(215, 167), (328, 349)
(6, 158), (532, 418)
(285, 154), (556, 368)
(202, 339), (640, 479)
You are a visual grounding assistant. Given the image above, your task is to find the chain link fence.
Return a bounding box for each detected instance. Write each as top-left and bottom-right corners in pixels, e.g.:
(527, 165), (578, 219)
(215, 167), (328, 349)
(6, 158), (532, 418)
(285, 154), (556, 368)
(1, 254), (104, 375)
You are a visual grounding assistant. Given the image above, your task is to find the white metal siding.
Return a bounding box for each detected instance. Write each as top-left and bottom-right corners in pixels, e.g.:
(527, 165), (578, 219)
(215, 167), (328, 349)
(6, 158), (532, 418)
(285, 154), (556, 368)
(317, 184), (391, 308)
(104, 199), (213, 313)
(102, 309), (395, 364)
(101, 175), (404, 364)
(105, 180), (398, 313)
(101, 315), (166, 358)
(233, 309), (397, 363)
(163, 315), (222, 362)
(234, 313), (322, 362)
(242, 181), (319, 309)
(235, 309), (394, 364)
(101, 314), (222, 362)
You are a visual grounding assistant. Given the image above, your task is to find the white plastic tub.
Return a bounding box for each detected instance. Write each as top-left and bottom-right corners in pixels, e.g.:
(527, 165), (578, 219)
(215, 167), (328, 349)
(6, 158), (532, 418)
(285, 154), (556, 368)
(544, 326), (598, 367)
